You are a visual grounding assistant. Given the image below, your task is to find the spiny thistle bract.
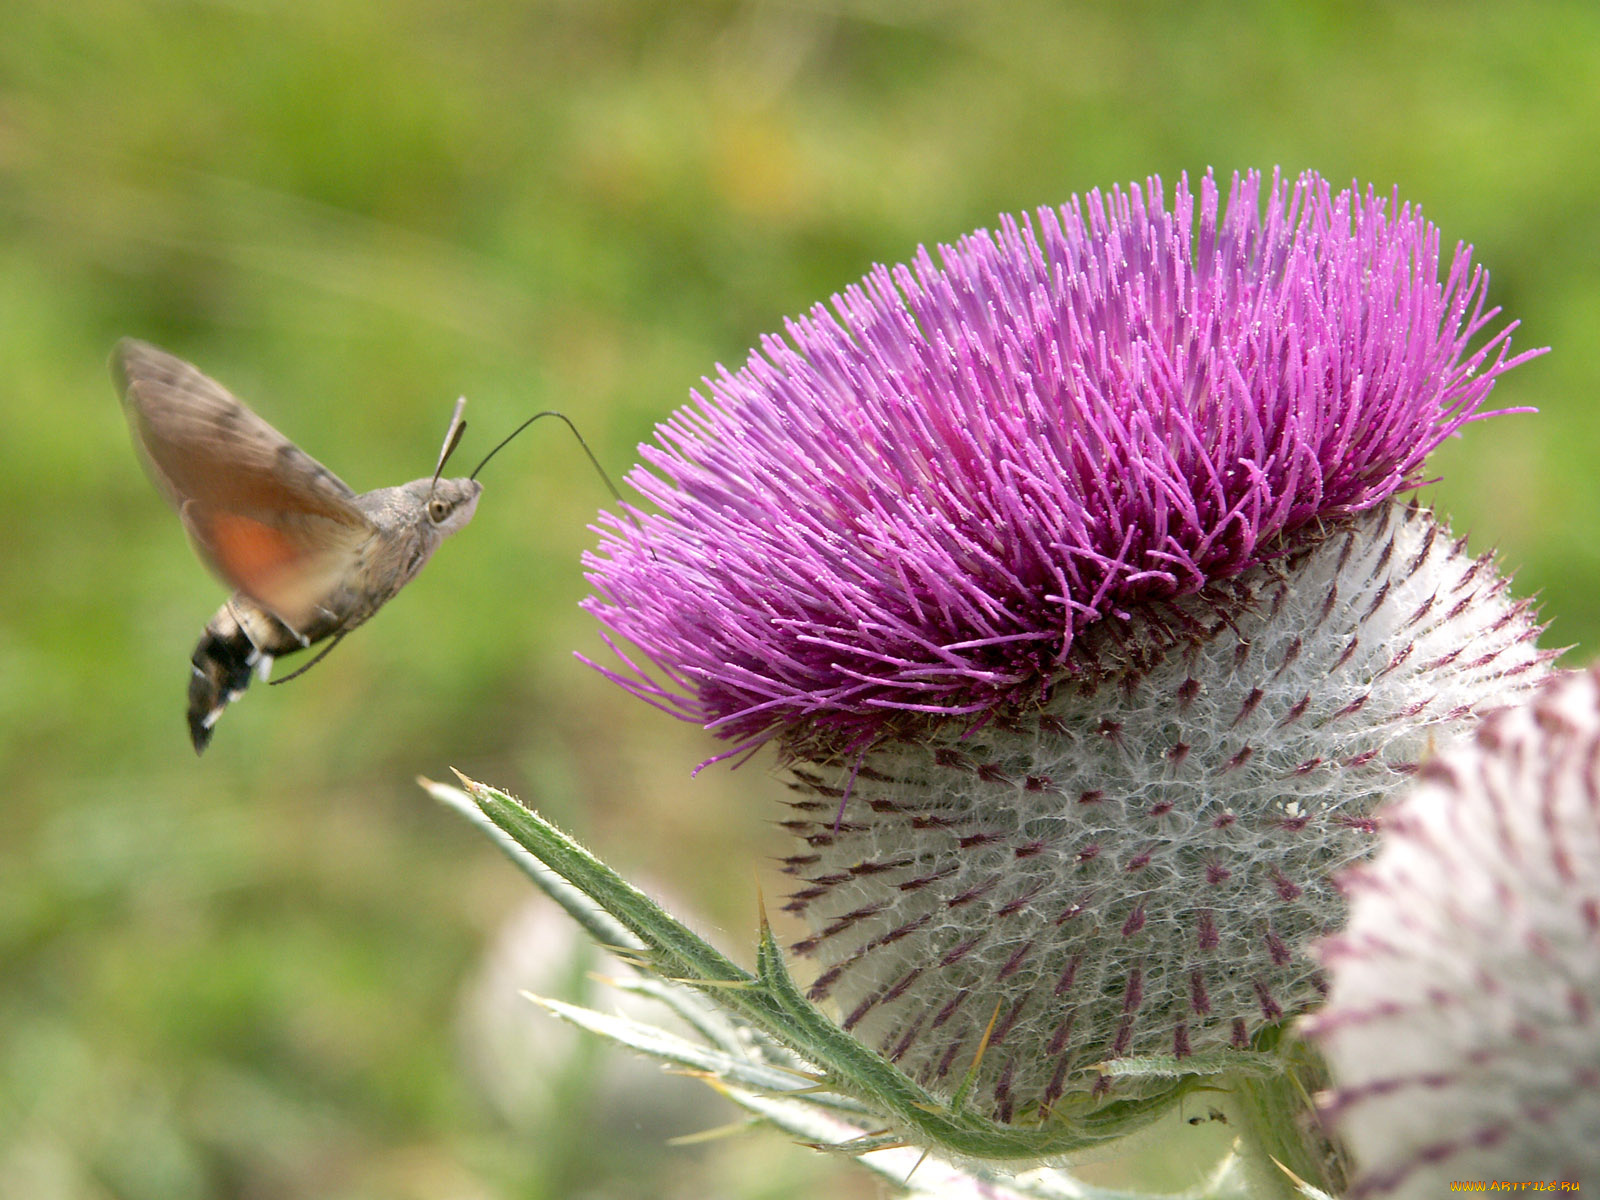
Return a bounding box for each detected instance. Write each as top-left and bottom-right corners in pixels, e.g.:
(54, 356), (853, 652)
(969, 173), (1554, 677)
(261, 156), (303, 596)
(1309, 666), (1600, 1196)
(775, 503), (1547, 1125)
(583, 169), (1551, 1128)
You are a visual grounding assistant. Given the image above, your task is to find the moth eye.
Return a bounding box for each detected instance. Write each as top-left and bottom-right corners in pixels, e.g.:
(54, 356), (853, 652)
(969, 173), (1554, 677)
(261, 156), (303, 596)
(427, 498), (451, 523)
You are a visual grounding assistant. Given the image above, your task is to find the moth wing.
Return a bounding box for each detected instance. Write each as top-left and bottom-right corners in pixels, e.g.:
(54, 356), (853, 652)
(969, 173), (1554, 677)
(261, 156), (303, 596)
(115, 339), (376, 630)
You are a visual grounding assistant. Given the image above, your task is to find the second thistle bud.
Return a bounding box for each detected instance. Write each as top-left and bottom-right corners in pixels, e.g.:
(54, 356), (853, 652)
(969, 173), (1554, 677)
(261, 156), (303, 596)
(1309, 666), (1600, 1196)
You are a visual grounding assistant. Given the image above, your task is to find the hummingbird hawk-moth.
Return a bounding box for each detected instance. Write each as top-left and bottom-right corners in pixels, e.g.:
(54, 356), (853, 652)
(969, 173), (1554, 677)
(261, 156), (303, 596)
(116, 339), (487, 754)
(117, 340), (628, 754)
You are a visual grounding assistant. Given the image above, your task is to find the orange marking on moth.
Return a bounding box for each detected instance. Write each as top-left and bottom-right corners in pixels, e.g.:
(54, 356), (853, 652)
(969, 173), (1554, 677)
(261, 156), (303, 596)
(208, 513), (301, 587)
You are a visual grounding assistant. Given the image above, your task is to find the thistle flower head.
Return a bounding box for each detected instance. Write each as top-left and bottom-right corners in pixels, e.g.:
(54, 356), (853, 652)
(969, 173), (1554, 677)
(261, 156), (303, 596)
(1309, 666), (1600, 1196)
(586, 169), (1532, 753)
(583, 170), (1549, 1129)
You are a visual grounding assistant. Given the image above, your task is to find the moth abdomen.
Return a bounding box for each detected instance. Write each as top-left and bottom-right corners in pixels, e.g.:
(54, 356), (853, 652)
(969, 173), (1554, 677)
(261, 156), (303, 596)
(187, 599), (321, 754)
(189, 621), (258, 754)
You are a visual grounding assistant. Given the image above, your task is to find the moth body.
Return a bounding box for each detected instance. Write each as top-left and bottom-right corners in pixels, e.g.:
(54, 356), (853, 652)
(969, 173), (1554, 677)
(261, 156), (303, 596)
(115, 339), (482, 753)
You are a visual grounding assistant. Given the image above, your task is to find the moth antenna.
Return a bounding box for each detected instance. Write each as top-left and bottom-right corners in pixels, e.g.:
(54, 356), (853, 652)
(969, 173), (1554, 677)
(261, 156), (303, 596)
(429, 397), (469, 497)
(472, 411), (655, 559)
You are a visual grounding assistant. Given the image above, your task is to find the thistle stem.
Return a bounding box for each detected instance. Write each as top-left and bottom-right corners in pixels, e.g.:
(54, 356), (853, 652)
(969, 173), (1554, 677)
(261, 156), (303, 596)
(1223, 1024), (1348, 1199)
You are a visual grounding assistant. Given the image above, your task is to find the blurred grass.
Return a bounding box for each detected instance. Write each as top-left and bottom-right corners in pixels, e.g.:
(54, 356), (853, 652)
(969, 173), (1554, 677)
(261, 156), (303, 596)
(2, 2), (1596, 1197)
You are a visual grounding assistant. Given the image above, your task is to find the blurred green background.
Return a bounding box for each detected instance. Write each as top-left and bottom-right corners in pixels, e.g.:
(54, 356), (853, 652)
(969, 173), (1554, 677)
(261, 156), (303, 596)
(2, 2), (1595, 1197)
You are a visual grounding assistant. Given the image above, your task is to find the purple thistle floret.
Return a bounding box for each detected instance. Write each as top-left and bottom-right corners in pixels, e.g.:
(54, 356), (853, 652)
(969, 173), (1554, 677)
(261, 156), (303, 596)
(584, 169), (1533, 753)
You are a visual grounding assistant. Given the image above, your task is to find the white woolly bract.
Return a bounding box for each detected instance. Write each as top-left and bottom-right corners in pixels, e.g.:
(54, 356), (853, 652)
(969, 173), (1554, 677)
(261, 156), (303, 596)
(1310, 666), (1600, 1197)
(781, 501), (1550, 1124)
